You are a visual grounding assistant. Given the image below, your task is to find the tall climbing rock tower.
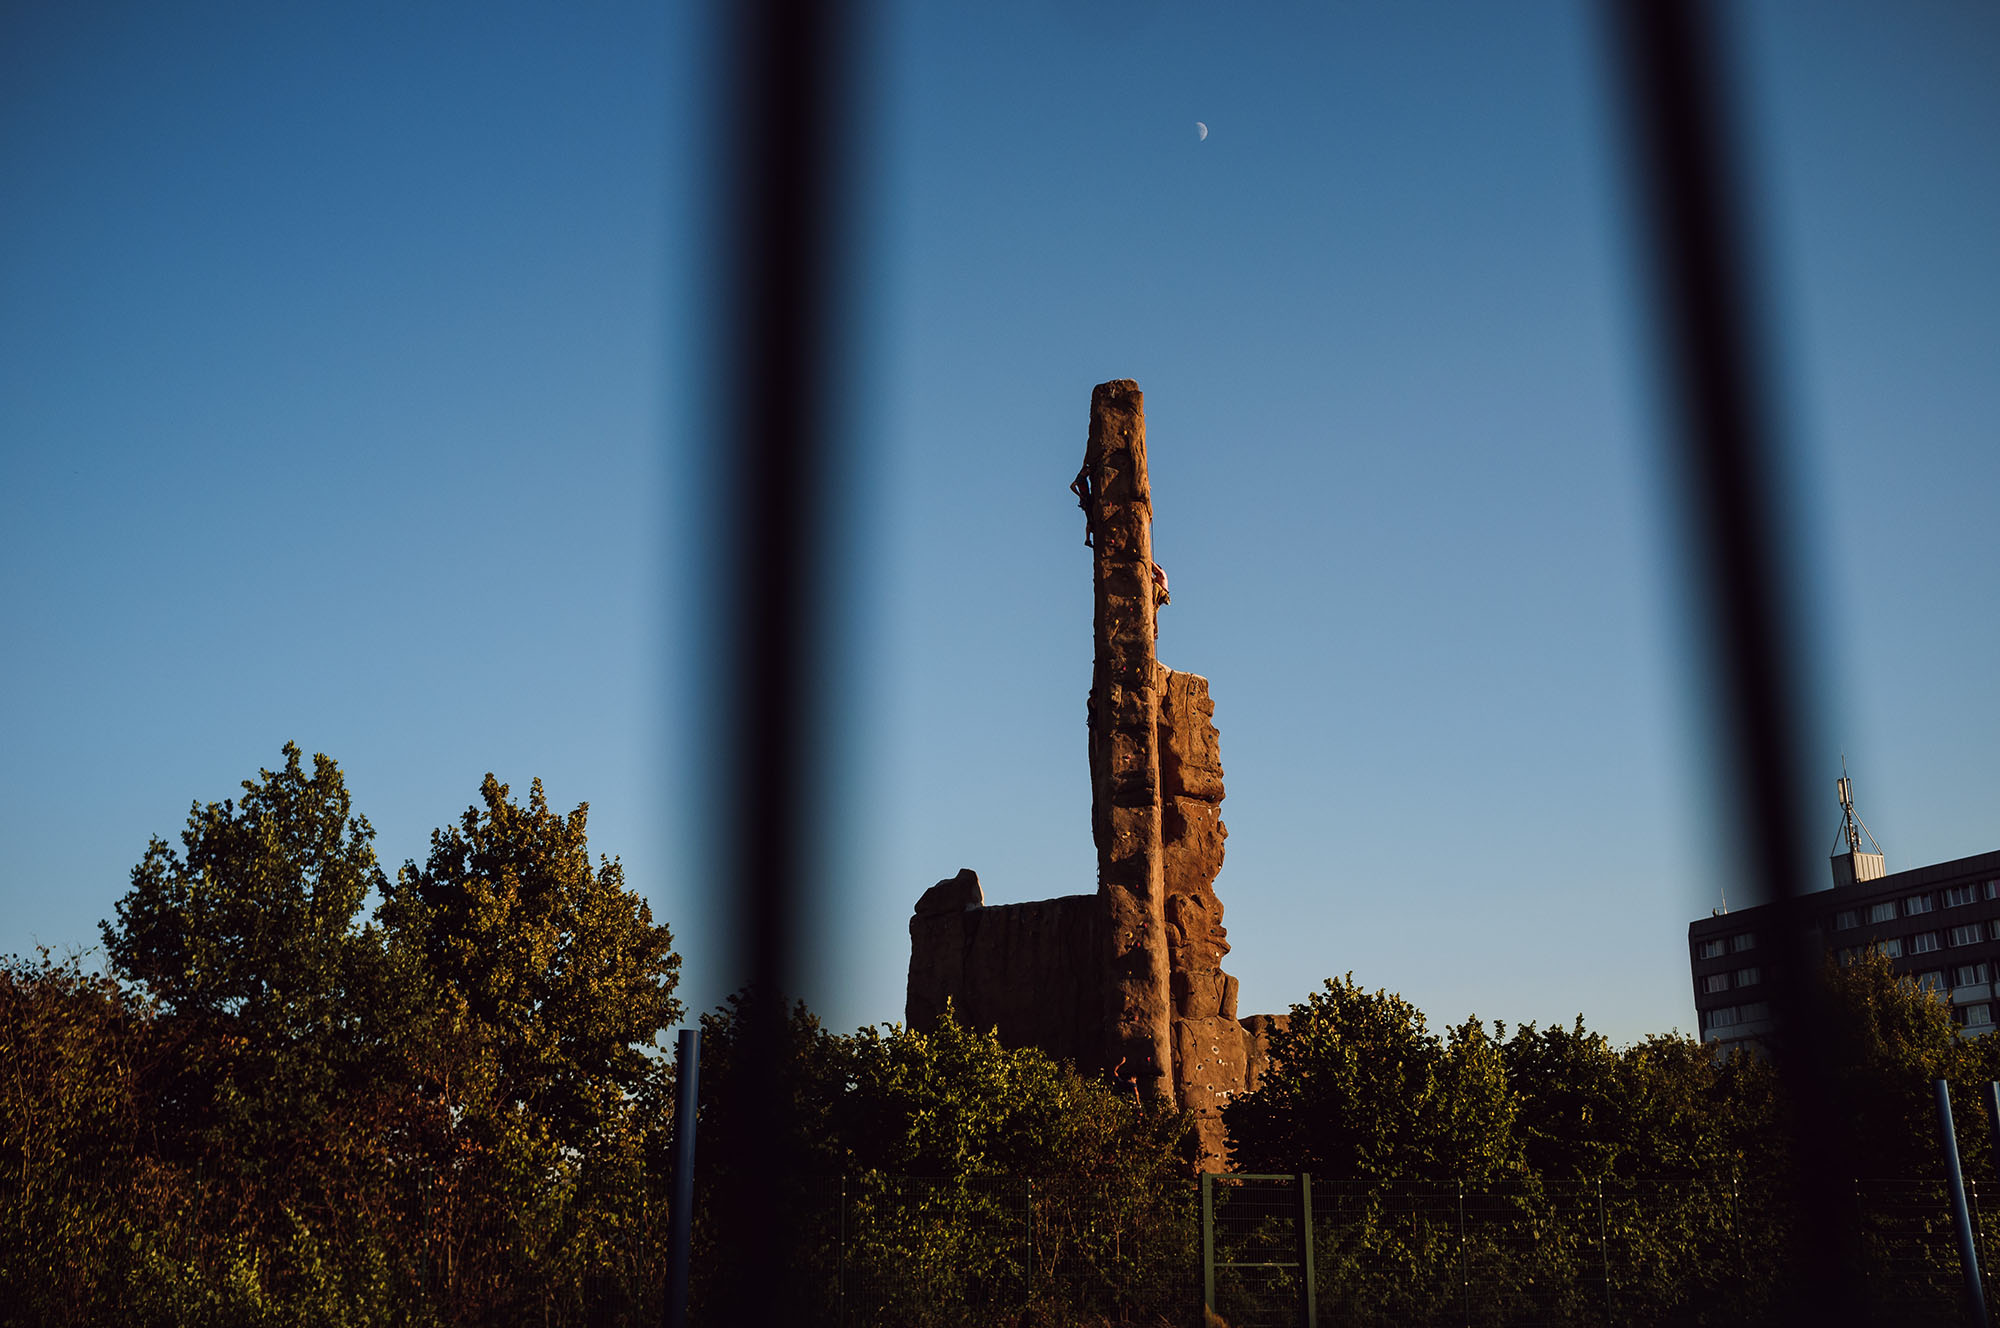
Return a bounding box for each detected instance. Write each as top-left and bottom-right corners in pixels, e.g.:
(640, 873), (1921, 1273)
(907, 379), (1281, 1167)
(1079, 380), (1178, 1103)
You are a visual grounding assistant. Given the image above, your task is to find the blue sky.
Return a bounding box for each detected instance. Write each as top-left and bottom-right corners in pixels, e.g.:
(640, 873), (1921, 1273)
(3, 1), (1995, 1047)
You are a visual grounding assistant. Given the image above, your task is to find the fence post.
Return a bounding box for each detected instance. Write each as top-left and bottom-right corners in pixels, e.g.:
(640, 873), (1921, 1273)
(1024, 1176), (1034, 1308)
(1976, 1180), (1994, 1318)
(1986, 1081), (2000, 1310)
(1297, 1173), (1317, 1328)
(1730, 1174), (1742, 1283)
(1598, 1179), (1612, 1328)
(417, 1173), (429, 1298)
(1937, 1079), (1992, 1328)
(837, 1174), (846, 1328)
(664, 1028), (701, 1328)
(1855, 1178), (1869, 1306)
(1201, 1172), (1216, 1322)
(1458, 1182), (1470, 1328)
(1986, 1083), (2000, 1205)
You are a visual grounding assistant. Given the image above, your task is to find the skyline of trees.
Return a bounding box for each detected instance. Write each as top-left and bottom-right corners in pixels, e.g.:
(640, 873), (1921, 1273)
(9, 744), (2000, 1324)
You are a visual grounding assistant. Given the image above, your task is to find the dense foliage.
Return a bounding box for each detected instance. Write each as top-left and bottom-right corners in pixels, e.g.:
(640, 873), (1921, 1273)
(1, 746), (1193, 1327)
(9, 748), (2000, 1325)
(1227, 960), (2000, 1187)
(685, 992), (1197, 1325)
(1219, 960), (2000, 1326)
(3, 747), (682, 1328)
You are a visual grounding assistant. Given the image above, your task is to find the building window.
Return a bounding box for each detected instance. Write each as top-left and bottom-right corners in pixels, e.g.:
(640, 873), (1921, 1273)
(1955, 963), (1990, 987)
(1991, 920), (2000, 941)
(1697, 938), (1725, 959)
(1732, 933), (1756, 953)
(1878, 938), (1904, 959)
(1739, 1002), (1769, 1023)
(1988, 880), (2000, 901)
(1913, 932), (1943, 954)
(1735, 967), (1761, 987)
(1965, 1005), (1994, 1029)
(1835, 909), (1860, 930)
(1906, 894), (1935, 915)
(1704, 973), (1730, 994)
(1950, 924), (1983, 947)
(1869, 902), (1897, 924)
(1916, 971), (1947, 993)
(1707, 1006), (1739, 1029)
(1946, 884), (1980, 908)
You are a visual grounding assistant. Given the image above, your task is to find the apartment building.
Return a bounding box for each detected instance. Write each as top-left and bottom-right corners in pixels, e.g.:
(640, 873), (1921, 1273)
(1687, 776), (2000, 1050)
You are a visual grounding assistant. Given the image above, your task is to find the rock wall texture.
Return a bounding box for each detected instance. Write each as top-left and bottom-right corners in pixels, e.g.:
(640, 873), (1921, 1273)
(1083, 380), (1178, 1105)
(905, 380), (1276, 1169)
(905, 870), (1102, 1070)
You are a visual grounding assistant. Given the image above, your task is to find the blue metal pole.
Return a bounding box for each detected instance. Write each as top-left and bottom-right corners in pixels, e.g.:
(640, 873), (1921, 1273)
(665, 1028), (702, 1328)
(1937, 1079), (1991, 1328)
(1986, 1082), (2000, 1187)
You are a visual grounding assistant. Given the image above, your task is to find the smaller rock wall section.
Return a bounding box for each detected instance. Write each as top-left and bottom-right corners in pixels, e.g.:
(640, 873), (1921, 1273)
(1157, 666), (1242, 1163)
(906, 870), (1104, 1070)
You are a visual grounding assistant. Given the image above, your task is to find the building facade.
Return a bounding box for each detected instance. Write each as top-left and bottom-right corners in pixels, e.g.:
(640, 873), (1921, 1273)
(1689, 847), (2000, 1050)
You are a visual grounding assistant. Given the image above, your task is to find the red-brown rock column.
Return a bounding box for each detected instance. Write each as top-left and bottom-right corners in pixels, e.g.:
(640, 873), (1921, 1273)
(1158, 664), (1241, 1164)
(1083, 380), (1177, 1105)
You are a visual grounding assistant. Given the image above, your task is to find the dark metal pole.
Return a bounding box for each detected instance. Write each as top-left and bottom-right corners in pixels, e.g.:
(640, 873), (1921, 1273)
(1938, 1079), (1991, 1328)
(1986, 1082), (2000, 1184)
(1201, 1172), (1216, 1322)
(664, 1028), (701, 1328)
(1977, 1181), (1994, 1319)
(1297, 1173), (1317, 1328)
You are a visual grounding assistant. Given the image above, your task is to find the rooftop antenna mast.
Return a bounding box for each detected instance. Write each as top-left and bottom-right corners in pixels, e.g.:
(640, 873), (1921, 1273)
(1833, 756), (1883, 858)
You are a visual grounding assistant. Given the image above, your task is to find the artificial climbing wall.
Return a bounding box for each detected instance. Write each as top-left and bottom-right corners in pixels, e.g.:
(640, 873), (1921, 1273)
(906, 379), (1281, 1169)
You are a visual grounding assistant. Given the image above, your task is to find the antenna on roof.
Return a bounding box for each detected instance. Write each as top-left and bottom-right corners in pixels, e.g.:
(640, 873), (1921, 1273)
(1833, 756), (1883, 857)
(1830, 757), (1887, 889)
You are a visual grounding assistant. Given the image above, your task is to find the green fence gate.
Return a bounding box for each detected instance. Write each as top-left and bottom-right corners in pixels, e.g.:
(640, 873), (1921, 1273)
(1202, 1172), (1316, 1328)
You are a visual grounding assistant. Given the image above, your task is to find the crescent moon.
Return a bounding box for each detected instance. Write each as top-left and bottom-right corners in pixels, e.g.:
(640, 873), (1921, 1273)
(1196, 122), (1208, 141)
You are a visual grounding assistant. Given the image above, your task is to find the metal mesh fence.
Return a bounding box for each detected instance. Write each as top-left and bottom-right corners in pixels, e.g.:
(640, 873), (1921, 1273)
(1851, 1177), (2000, 1327)
(1203, 1175), (1309, 1328)
(1290, 1179), (1788, 1328)
(724, 1172), (1968, 1328)
(21, 1164), (2000, 1325)
(805, 1174), (1196, 1328)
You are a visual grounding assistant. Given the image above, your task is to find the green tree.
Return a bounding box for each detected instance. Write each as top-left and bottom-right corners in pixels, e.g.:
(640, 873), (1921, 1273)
(378, 774), (684, 1324)
(1617, 1032), (1782, 1179)
(98, 744), (403, 1195)
(838, 1006), (1191, 1181)
(688, 996), (1195, 1324)
(94, 745), (423, 1325)
(380, 773), (682, 1144)
(104, 742), (385, 1031)
(1817, 948), (2000, 1180)
(1503, 1016), (1626, 1183)
(1225, 974), (1507, 1182)
(1432, 1015), (1526, 1184)
(0, 951), (157, 1327)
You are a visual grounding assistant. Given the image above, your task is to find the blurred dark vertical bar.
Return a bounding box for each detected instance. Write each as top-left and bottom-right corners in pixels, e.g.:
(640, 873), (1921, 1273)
(663, 1028), (699, 1328)
(714, 0), (854, 1319)
(1603, 1), (1855, 1320)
